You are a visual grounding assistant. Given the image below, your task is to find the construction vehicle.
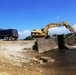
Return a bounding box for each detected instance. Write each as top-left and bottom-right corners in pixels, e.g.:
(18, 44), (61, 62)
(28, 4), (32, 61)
(31, 21), (76, 53)
(0, 29), (18, 41)
(31, 21), (76, 38)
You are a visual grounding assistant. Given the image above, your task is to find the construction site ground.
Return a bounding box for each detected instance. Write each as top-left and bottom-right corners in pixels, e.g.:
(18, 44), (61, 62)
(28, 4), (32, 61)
(0, 40), (45, 75)
(0, 40), (76, 75)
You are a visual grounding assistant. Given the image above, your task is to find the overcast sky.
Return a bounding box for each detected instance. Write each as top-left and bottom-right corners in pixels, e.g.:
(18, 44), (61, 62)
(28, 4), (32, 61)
(0, 0), (76, 39)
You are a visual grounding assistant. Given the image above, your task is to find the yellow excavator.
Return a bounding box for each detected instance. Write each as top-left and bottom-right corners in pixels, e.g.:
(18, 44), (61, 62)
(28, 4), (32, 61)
(31, 21), (76, 38)
(31, 21), (76, 53)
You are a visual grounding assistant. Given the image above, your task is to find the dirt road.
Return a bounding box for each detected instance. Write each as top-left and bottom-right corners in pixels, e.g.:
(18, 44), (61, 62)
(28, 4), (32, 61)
(0, 40), (44, 75)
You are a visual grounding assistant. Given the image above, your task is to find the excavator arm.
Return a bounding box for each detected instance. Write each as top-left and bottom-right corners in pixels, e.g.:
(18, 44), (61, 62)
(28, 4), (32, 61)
(43, 22), (63, 33)
(43, 21), (76, 38)
(62, 21), (76, 38)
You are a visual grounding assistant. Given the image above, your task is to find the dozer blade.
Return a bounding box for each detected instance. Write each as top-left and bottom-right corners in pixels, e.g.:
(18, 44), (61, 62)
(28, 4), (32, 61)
(37, 38), (58, 53)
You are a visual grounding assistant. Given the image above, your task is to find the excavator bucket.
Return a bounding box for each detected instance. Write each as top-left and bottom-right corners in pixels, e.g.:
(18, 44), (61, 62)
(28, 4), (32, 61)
(36, 37), (58, 53)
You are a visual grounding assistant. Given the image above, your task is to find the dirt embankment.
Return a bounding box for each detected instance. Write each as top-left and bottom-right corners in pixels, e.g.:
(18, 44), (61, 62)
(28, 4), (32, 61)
(0, 40), (45, 75)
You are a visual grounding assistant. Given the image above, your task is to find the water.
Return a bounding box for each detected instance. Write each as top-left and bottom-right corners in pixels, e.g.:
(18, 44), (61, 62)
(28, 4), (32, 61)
(41, 49), (76, 75)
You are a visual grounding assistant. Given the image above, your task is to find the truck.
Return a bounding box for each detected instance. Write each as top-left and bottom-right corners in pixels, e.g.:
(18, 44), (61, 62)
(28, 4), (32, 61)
(0, 29), (18, 41)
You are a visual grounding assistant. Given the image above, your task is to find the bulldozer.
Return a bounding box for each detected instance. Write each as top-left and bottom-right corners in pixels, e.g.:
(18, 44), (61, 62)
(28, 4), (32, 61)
(31, 21), (76, 53)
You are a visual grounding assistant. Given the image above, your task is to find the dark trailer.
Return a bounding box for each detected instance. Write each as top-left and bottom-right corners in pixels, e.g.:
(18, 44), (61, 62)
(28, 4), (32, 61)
(0, 29), (18, 41)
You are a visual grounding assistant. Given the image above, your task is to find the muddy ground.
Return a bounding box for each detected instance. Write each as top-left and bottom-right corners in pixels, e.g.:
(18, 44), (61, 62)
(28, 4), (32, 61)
(0, 40), (46, 75)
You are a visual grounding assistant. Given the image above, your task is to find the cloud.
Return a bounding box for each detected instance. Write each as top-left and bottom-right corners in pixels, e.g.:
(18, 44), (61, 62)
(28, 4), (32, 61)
(48, 24), (76, 35)
(73, 24), (76, 30)
(18, 30), (31, 39)
(48, 26), (70, 35)
(57, 16), (60, 19)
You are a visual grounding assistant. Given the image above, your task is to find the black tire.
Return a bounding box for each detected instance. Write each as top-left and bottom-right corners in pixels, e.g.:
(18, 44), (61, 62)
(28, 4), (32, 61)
(9, 36), (15, 41)
(12, 37), (15, 41)
(14, 38), (18, 41)
(4, 36), (8, 41)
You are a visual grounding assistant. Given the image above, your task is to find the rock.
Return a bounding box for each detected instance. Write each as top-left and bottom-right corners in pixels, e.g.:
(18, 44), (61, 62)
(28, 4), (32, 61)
(38, 60), (43, 64)
(39, 56), (55, 63)
(40, 70), (43, 73)
(30, 63), (33, 66)
(23, 48), (32, 51)
(32, 56), (55, 65)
